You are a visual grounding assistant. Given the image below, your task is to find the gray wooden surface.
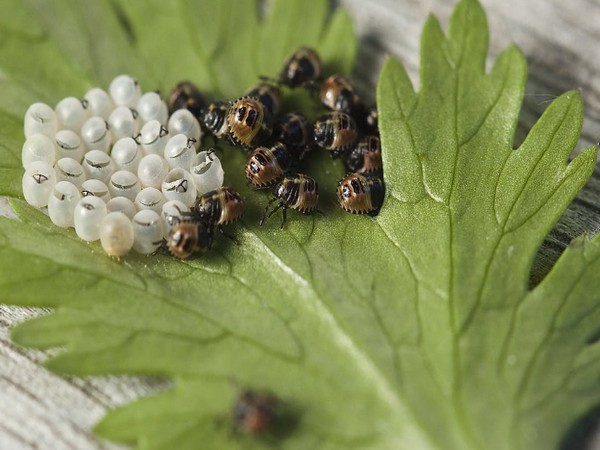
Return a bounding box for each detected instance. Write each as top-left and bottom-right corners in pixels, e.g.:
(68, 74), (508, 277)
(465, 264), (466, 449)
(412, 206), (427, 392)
(2, 0), (600, 448)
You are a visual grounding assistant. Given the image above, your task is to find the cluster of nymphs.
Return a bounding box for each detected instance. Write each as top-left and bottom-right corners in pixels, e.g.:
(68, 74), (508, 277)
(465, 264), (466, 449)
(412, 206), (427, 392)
(20, 47), (384, 259)
(21, 74), (234, 258)
(194, 47), (385, 227)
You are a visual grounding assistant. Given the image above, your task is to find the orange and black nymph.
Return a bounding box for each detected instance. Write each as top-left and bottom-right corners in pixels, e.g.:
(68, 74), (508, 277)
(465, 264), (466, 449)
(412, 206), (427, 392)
(194, 185), (245, 228)
(279, 47), (322, 88)
(336, 173), (385, 216)
(167, 81), (206, 118)
(260, 173), (319, 228)
(345, 135), (382, 175)
(227, 97), (272, 149)
(319, 74), (361, 113)
(166, 219), (213, 259)
(313, 111), (358, 156)
(246, 142), (300, 189)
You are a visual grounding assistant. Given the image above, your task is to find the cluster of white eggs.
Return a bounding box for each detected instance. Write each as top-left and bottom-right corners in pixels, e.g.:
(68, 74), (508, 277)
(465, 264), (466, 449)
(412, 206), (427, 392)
(21, 74), (225, 257)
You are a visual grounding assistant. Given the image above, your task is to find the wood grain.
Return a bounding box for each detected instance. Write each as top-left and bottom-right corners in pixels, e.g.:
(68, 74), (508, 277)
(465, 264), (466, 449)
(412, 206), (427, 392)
(2, 0), (600, 448)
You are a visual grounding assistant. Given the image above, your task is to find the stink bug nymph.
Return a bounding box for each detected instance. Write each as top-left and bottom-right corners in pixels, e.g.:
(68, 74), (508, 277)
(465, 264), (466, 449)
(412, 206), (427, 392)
(313, 111), (358, 156)
(345, 135), (382, 175)
(227, 97), (272, 149)
(166, 219), (214, 259)
(167, 81), (206, 118)
(260, 173), (319, 228)
(319, 74), (361, 113)
(273, 113), (313, 152)
(337, 173), (385, 216)
(279, 47), (322, 88)
(194, 186), (245, 231)
(245, 142), (299, 189)
(245, 82), (281, 116)
(232, 390), (278, 435)
(201, 101), (230, 139)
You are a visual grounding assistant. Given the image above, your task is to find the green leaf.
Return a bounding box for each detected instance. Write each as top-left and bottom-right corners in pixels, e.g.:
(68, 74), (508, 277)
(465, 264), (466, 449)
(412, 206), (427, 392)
(1, 0), (599, 449)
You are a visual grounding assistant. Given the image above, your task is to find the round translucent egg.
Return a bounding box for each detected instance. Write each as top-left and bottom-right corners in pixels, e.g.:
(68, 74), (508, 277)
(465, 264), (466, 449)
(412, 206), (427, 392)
(55, 97), (89, 132)
(161, 168), (196, 207)
(190, 150), (224, 195)
(22, 161), (56, 207)
(84, 87), (114, 119)
(137, 92), (168, 124)
(22, 133), (56, 168)
(108, 106), (140, 141)
(137, 154), (169, 189)
(135, 187), (165, 213)
(111, 137), (143, 173)
(164, 134), (195, 170)
(132, 209), (164, 254)
(24, 102), (58, 138)
(74, 195), (107, 241)
(55, 129), (84, 162)
(106, 196), (136, 219)
(54, 157), (86, 189)
(82, 150), (115, 184)
(48, 181), (81, 228)
(109, 74), (141, 108)
(139, 120), (169, 156)
(108, 170), (141, 201)
(81, 179), (111, 203)
(81, 116), (111, 153)
(167, 109), (201, 148)
(99, 212), (134, 257)
(161, 200), (190, 238)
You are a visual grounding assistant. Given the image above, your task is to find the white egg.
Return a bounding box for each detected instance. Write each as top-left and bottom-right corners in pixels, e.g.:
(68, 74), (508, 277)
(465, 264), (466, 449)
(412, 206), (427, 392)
(22, 161), (56, 207)
(111, 137), (143, 172)
(137, 154), (168, 189)
(48, 181), (81, 228)
(132, 209), (164, 254)
(21, 133), (56, 168)
(84, 87), (114, 119)
(55, 96), (89, 132)
(99, 212), (134, 257)
(54, 129), (84, 162)
(81, 179), (111, 203)
(109, 74), (141, 107)
(190, 150), (224, 195)
(137, 92), (168, 124)
(163, 133), (195, 170)
(54, 157), (86, 189)
(81, 150), (115, 184)
(139, 120), (169, 156)
(106, 196), (136, 219)
(135, 187), (165, 213)
(167, 109), (201, 147)
(81, 116), (112, 152)
(108, 106), (141, 141)
(161, 168), (197, 206)
(24, 102), (58, 138)
(108, 170), (141, 201)
(74, 195), (107, 241)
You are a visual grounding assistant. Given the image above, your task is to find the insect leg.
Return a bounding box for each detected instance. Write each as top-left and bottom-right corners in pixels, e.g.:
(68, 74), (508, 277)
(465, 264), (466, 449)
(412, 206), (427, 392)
(259, 197), (278, 226)
(267, 202), (284, 219)
(280, 205), (288, 229)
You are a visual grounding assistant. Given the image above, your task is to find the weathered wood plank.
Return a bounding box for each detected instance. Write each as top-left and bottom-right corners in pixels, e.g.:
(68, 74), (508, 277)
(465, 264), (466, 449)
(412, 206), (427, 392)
(2, 0), (600, 448)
